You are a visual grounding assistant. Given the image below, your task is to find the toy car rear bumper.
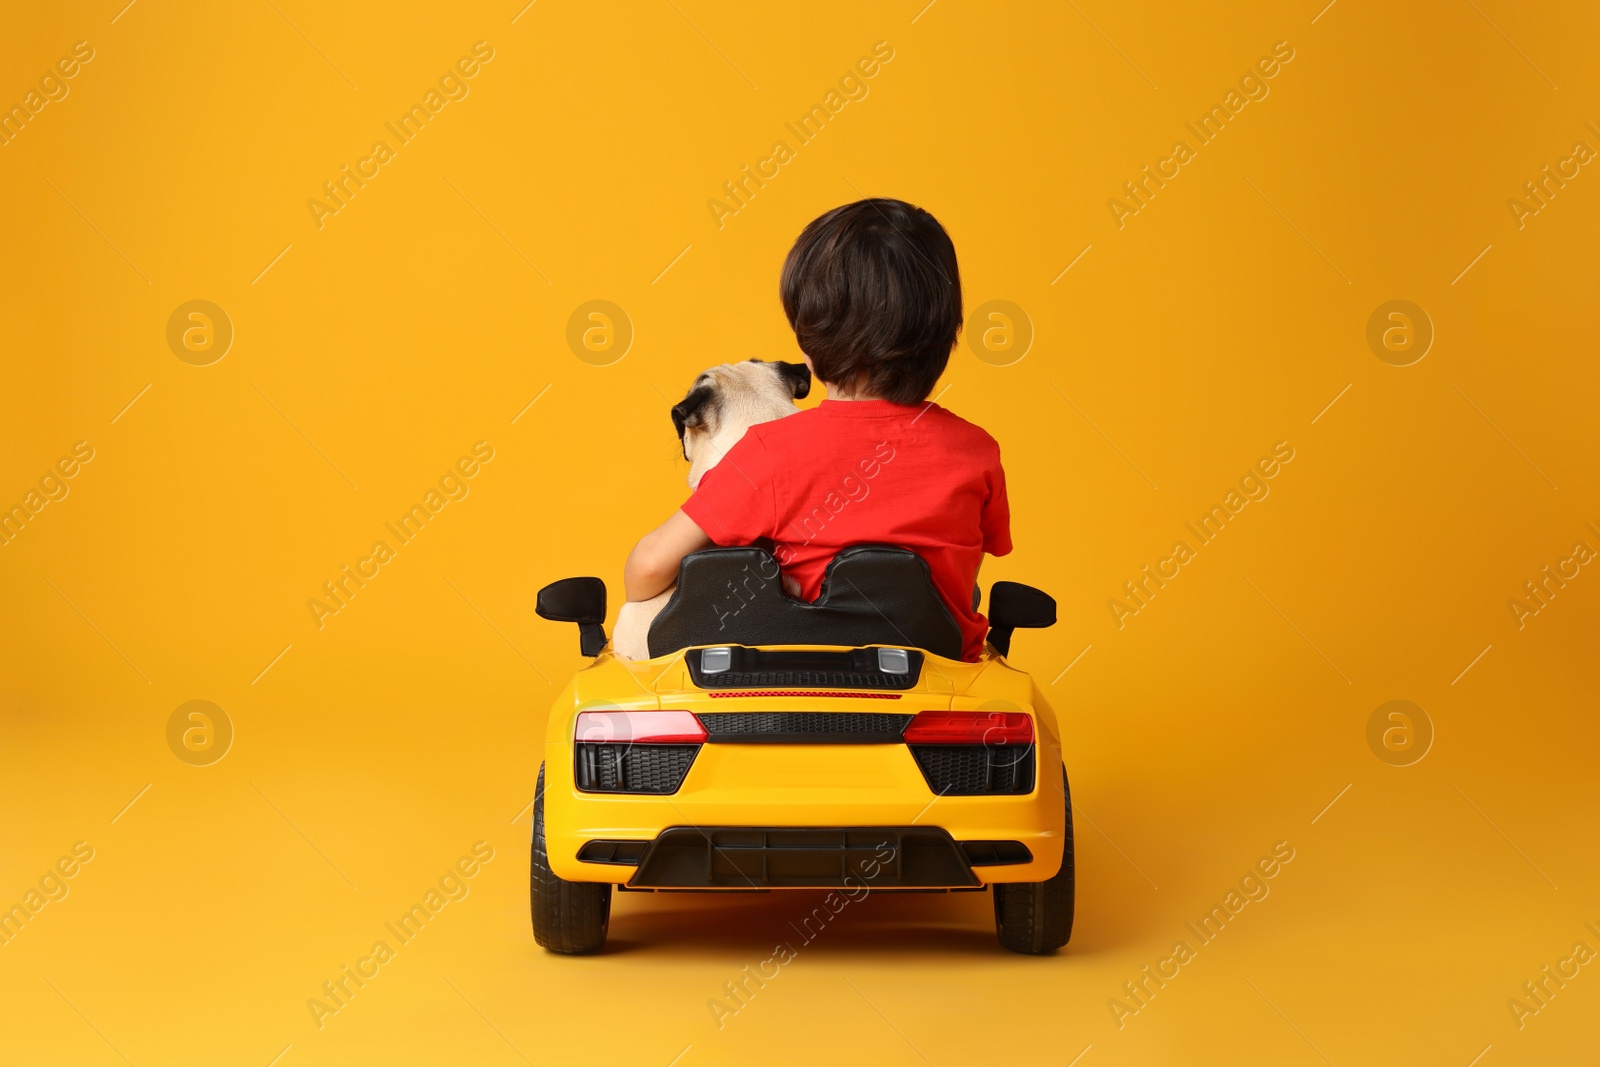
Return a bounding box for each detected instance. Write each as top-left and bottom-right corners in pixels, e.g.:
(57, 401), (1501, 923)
(581, 826), (1034, 889)
(543, 740), (1067, 886)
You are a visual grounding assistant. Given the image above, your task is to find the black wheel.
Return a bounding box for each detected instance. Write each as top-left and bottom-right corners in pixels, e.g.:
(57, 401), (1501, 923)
(993, 764), (1075, 954)
(530, 763), (611, 954)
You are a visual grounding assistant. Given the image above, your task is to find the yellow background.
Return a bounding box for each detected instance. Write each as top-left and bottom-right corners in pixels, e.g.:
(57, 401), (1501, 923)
(3, 0), (1598, 1064)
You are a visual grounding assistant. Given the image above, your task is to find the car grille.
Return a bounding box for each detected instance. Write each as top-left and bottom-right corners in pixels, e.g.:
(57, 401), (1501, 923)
(909, 745), (1035, 795)
(580, 834), (1034, 874)
(700, 669), (912, 689)
(697, 712), (913, 744)
(574, 743), (699, 794)
(572, 724), (1035, 796)
(687, 647), (924, 690)
(626, 826), (982, 888)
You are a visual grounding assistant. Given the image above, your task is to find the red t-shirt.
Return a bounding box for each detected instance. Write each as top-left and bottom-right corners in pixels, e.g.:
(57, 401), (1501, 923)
(680, 398), (1012, 660)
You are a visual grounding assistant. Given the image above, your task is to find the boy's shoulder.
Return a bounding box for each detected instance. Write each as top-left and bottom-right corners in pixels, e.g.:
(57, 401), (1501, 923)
(916, 402), (1002, 449)
(743, 403), (1001, 473)
(756, 401), (1001, 449)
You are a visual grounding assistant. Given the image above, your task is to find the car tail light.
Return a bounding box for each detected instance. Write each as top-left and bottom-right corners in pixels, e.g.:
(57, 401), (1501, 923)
(575, 710), (708, 744)
(904, 711), (1036, 796)
(902, 710), (1033, 745)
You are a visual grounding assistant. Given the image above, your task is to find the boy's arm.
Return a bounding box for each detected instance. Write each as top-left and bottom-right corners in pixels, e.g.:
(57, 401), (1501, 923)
(624, 509), (713, 602)
(981, 441), (1013, 557)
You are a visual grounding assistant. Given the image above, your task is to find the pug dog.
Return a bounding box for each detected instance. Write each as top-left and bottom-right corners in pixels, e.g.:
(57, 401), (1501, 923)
(611, 359), (811, 661)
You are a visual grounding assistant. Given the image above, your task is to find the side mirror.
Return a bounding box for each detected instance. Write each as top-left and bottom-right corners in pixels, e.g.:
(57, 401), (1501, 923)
(536, 577), (608, 657)
(987, 581), (1055, 657)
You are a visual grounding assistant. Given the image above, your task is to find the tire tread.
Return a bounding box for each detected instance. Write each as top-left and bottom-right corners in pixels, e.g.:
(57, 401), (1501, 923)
(531, 764), (610, 954)
(993, 764), (1075, 954)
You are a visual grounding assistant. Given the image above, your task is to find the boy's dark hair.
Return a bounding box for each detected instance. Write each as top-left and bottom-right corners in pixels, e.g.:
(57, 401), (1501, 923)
(779, 198), (962, 405)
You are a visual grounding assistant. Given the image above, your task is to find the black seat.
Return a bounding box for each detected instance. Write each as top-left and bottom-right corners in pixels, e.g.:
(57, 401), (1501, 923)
(647, 545), (963, 659)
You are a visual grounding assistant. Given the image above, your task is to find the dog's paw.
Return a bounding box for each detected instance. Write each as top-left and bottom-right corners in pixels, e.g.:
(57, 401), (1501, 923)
(612, 591), (672, 661)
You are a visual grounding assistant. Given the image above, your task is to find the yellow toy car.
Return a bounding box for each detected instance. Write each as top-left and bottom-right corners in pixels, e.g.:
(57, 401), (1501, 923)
(531, 544), (1072, 954)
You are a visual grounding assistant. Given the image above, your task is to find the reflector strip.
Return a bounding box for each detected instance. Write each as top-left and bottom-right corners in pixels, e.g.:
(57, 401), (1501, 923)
(705, 690), (904, 700)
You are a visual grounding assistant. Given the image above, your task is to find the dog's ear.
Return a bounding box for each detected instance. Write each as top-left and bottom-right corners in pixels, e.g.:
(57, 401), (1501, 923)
(670, 384), (716, 458)
(772, 361), (811, 400)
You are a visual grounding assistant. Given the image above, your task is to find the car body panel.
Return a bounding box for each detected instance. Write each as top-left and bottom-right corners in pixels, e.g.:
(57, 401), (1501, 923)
(541, 644), (1066, 887)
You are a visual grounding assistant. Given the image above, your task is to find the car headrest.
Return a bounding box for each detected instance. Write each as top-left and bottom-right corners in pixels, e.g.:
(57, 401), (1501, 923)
(647, 545), (964, 659)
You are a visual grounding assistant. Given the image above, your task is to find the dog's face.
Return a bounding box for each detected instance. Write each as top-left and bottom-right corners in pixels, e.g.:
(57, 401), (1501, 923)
(672, 360), (811, 488)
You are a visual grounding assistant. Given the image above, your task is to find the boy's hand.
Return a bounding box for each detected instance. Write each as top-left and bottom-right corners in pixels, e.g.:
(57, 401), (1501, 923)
(623, 509), (713, 602)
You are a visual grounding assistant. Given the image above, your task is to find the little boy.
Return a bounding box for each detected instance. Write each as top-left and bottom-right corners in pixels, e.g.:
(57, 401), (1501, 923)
(623, 198), (1010, 661)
